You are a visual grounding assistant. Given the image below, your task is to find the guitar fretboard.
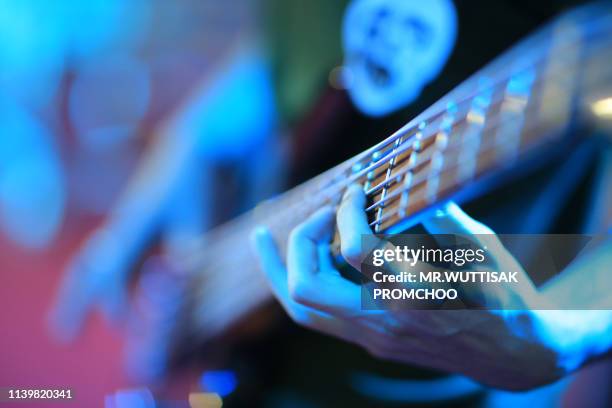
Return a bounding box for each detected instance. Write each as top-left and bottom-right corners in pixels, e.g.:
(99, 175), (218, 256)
(170, 4), (612, 346)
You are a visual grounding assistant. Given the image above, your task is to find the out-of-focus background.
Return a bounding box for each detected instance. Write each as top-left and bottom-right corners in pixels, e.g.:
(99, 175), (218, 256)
(0, 1), (278, 405)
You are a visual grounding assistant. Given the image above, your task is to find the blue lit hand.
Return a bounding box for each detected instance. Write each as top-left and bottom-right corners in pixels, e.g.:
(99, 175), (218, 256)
(48, 45), (285, 346)
(49, 226), (134, 341)
(252, 185), (572, 390)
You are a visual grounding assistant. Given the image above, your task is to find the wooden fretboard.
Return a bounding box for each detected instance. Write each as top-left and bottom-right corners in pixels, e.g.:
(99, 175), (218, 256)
(171, 4), (612, 345)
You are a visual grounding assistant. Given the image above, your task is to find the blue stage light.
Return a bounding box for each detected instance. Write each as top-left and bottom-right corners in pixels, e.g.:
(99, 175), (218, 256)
(200, 370), (238, 397)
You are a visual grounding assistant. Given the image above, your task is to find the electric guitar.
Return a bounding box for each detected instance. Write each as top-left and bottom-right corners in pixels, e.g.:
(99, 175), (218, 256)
(130, 3), (612, 379)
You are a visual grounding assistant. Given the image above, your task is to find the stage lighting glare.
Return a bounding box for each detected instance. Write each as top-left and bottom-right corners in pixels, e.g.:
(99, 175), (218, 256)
(591, 97), (612, 118)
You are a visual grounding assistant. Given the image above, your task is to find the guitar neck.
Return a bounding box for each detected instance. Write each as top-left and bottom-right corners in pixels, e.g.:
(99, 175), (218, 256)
(175, 4), (612, 343)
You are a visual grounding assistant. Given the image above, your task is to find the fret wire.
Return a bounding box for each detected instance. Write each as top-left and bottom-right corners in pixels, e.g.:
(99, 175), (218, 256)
(367, 116), (558, 229)
(362, 101), (522, 209)
(373, 137), (403, 232)
(359, 67), (550, 198)
(370, 168), (466, 229)
(364, 78), (558, 216)
(366, 115), (546, 216)
(351, 134), (423, 190)
(363, 134), (432, 197)
(365, 133), (476, 212)
(458, 87), (491, 181)
(355, 61), (559, 195)
(426, 107), (455, 203)
(365, 156), (431, 212)
(361, 96), (484, 180)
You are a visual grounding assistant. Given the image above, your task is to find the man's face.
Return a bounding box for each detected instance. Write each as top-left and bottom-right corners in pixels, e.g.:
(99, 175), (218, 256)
(343, 0), (457, 116)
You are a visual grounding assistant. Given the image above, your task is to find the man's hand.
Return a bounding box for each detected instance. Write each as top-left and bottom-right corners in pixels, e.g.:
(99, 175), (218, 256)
(49, 225), (135, 342)
(252, 184), (571, 390)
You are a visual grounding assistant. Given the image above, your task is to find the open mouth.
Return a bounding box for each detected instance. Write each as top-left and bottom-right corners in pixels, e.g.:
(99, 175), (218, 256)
(364, 55), (393, 88)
